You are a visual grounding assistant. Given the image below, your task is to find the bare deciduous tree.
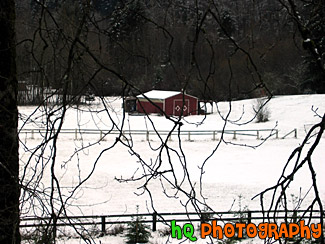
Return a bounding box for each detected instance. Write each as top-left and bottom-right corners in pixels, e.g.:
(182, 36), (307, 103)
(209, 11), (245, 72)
(0, 0), (323, 243)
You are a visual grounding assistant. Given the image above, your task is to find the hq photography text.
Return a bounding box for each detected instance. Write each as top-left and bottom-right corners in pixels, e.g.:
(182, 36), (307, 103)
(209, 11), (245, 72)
(170, 220), (322, 241)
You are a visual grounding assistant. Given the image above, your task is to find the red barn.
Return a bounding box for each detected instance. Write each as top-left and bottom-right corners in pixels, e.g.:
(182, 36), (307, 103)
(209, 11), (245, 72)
(136, 90), (198, 116)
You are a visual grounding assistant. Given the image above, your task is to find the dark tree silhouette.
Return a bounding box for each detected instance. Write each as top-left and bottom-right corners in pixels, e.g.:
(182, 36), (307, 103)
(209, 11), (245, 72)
(0, 0), (20, 243)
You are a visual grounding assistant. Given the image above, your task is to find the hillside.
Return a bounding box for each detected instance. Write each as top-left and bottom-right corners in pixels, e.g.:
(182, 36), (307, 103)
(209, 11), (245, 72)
(19, 94), (325, 243)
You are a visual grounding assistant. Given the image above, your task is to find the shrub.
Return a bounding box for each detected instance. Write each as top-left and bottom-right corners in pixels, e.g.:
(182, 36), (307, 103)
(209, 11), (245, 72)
(253, 98), (270, 123)
(158, 227), (171, 237)
(200, 206), (214, 223)
(107, 224), (125, 236)
(21, 225), (55, 244)
(234, 195), (249, 223)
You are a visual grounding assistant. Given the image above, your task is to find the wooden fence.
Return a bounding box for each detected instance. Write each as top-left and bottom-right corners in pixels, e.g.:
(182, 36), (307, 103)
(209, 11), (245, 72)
(18, 128), (296, 141)
(20, 210), (323, 235)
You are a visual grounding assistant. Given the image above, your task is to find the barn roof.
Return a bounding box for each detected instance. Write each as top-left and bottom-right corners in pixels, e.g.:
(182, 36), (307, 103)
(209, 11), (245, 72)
(137, 90), (181, 100)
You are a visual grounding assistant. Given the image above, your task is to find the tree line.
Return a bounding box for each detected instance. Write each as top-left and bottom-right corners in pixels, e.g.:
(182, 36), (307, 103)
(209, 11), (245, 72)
(15, 0), (324, 105)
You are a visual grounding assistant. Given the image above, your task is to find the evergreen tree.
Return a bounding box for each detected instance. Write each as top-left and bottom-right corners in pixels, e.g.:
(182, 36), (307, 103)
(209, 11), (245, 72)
(299, 0), (325, 93)
(125, 207), (151, 244)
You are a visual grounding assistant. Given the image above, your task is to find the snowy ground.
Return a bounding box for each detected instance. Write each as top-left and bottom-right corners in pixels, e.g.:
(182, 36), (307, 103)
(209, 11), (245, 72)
(18, 94), (325, 243)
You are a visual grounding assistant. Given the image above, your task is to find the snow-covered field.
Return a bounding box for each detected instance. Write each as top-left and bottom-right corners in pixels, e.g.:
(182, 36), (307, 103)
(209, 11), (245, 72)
(18, 94), (325, 243)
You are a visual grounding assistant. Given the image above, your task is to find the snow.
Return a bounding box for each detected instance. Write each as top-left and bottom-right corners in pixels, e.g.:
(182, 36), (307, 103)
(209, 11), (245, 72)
(137, 90), (182, 100)
(18, 94), (325, 243)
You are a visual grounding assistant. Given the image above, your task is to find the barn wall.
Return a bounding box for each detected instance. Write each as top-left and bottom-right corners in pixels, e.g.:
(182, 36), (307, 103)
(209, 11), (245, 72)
(165, 93), (198, 116)
(137, 100), (163, 114)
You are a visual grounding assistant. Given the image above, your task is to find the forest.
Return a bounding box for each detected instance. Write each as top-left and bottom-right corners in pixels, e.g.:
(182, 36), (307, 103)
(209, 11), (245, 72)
(15, 0), (325, 105)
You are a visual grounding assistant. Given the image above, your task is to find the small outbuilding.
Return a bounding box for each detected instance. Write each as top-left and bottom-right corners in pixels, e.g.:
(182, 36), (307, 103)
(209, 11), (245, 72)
(136, 90), (198, 116)
(124, 96), (137, 113)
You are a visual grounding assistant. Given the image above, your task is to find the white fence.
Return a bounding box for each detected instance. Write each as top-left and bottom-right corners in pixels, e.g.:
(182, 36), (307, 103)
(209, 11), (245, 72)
(18, 128), (298, 142)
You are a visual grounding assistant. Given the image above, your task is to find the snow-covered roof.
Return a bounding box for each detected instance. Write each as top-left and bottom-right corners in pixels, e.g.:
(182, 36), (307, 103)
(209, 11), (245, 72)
(137, 90), (181, 100)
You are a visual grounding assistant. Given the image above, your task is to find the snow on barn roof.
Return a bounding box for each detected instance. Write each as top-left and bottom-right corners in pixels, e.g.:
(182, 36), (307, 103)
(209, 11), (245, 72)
(137, 90), (181, 100)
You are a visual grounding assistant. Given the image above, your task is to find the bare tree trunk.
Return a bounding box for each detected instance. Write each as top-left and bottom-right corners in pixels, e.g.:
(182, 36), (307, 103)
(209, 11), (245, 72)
(0, 0), (20, 243)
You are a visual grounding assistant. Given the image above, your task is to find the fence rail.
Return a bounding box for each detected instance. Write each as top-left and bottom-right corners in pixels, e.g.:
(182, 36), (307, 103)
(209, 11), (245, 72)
(20, 210), (323, 235)
(282, 129), (298, 139)
(18, 128), (290, 141)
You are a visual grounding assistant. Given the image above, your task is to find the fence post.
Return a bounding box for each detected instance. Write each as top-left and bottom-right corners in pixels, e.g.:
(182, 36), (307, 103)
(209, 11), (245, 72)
(292, 211), (297, 223)
(294, 129), (297, 138)
(152, 212), (157, 231)
(188, 131), (191, 141)
(100, 130), (103, 140)
(53, 225), (57, 241)
(247, 211), (252, 224)
(256, 130), (259, 140)
(101, 216), (106, 234)
(31, 129), (34, 139)
(276, 130), (279, 139)
(146, 131), (149, 141)
(52, 216), (57, 241)
(213, 131), (216, 141)
(75, 129), (78, 140)
(233, 131), (237, 140)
